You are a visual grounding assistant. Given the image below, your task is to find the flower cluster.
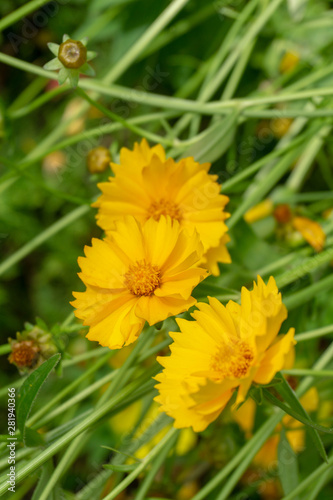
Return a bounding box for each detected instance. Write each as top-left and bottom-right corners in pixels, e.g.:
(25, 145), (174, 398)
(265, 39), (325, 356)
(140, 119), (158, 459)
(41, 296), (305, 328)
(72, 140), (296, 432)
(93, 139), (231, 275)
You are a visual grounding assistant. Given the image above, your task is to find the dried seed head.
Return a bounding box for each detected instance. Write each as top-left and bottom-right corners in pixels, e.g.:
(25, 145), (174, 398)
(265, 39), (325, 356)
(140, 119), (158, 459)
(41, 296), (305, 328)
(9, 340), (40, 368)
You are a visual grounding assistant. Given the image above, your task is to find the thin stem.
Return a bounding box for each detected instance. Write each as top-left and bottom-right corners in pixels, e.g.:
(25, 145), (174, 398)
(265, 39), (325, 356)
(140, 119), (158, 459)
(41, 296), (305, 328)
(275, 246), (333, 289)
(75, 87), (173, 147)
(0, 344), (11, 356)
(27, 352), (114, 427)
(284, 274), (333, 310)
(7, 85), (69, 119)
(294, 324), (333, 342)
(134, 431), (178, 500)
(282, 369), (333, 377)
(0, 205), (90, 276)
(102, 428), (179, 500)
(0, 0), (51, 32)
(0, 367), (158, 495)
(102, 0), (190, 84)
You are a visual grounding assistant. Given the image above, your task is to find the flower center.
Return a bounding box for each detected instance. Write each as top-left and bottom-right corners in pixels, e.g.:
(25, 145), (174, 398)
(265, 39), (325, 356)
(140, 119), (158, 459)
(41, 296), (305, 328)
(124, 260), (161, 296)
(147, 198), (182, 222)
(210, 338), (254, 380)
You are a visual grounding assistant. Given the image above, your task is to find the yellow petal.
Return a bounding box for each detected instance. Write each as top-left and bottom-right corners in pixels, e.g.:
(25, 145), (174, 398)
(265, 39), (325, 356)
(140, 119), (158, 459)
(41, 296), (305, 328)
(253, 328), (296, 385)
(292, 216), (326, 252)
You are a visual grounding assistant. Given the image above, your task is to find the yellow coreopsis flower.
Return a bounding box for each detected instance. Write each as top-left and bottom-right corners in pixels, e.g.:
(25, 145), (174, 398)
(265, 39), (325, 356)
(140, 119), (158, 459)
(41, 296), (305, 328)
(93, 139), (231, 276)
(71, 216), (207, 349)
(155, 276), (295, 432)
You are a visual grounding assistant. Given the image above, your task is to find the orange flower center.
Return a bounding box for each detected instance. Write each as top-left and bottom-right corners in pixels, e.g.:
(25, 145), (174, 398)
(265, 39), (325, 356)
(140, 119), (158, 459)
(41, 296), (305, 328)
(211, 338), (254, 379)
(124, 260), (161, 296)
(147, 198), (182, 222)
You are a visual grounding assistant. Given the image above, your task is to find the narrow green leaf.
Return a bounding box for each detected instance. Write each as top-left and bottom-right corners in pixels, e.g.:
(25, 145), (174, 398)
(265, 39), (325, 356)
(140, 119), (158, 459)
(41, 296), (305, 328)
(278, 428), (299, 498)
(103, 464), (138, 472)
(31, 461), (54, 500)
(181, 110), (239, 163)
(17, 354), (61, 444)
(275, 373), (328, 462)
(43, 59), (62, 71)
(47, 43), (59, 57)
(263, 389), (330, 462)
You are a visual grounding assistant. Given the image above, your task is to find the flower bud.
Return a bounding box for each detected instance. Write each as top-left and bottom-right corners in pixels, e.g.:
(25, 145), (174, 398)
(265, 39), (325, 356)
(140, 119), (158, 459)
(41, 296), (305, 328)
(87, 146), (111, 173)
(58, 39), (87, 69)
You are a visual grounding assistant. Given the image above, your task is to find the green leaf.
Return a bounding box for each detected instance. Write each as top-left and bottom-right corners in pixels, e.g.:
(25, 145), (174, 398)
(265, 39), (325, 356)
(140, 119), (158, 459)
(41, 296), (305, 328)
(80, 62), (95, 77)
(263, 388), (329, 462)
(181, 110), (239, 163)
(47, 43), (59, 57)
(43, 59), (62, 71)
(17, 354), (61, 444)
(58, 68), (68, 86)
(275, 374), (328, 462)
(103, 463), (138, 472)
(278, 427), (299, 498)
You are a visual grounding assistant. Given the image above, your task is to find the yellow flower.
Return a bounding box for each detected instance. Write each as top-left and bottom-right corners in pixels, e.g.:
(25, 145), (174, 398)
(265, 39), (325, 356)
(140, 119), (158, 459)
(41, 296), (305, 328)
(93, 139), (231, 276)
(71, 216), (207, 349)
(155, 276), (295, 432)
(292, 216), (326, 252)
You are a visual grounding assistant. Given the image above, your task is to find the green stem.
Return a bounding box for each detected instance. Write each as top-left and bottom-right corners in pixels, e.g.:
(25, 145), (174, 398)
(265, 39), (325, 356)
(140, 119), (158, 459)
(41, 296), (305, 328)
(222, 126), (315, 193)
(284, 274), (333, 310)
(294, 324), (333, 342)
(75, 87), (174, 147)
(193, 340), (333, 500)
(192, 412), (283, 500)
(103, 428), (179, 500)
(27, 352), (114, 427)
(227, 147), (301, 229)
(206, 0), (284, 101)
(243, 108), (333, 118)
(282, 369), (333, 377)
(134, 431), (179, 500)
(0, 367), (158, 495)
(0, 205), (90, 276)
(286, 124), (332, 191)
(275, 246), (333, 289)
(62, 347), (109, 367)
(0, 0), (52, 32)
(0, 344), (11, 356)
(102, 0), (190, 84)
(7, 85), (69, 119)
